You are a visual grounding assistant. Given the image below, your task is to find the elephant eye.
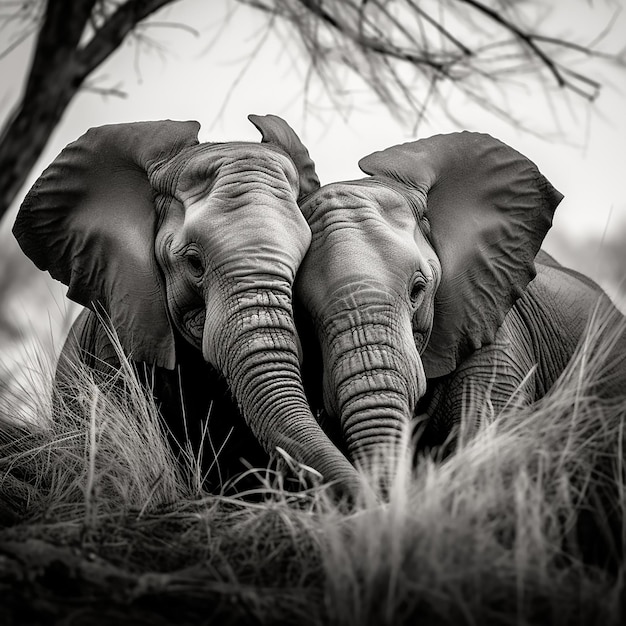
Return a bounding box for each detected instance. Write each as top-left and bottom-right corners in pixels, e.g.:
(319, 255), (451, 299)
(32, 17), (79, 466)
(409, 277), (426, 307)
(184, 247), (205, 277)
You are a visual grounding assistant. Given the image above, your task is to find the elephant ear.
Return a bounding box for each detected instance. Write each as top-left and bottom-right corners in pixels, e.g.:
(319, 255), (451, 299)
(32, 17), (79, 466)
(248, 114), (320, 200)
(13, 120), (200, 369)
(359, 131), (562, 378)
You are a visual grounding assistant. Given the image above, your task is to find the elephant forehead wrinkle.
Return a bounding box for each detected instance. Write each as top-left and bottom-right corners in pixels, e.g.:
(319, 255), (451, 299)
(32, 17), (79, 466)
(222, 145), (299, 192)
(303, 189), (379, 234)
(170, 144), (299, 207)
(308, 215), (383, 255)
(306, 210), (421, 298)
(301, 183), (357, 218)
(219, 141), (299, 180)
(306, 179), (421, 226)
(191, 174), (294, 211)
(220, 155), (294, 184)
(187, 141), (296, 174)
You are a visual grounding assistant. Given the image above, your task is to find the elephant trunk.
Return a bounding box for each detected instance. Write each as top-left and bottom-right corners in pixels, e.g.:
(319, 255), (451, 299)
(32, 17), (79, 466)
(325, 317), (425, 485)
(207, 296), (361, 496)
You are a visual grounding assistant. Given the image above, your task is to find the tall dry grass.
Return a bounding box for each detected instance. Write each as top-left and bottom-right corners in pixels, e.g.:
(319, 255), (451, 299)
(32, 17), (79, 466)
(0, 309), (625, 625)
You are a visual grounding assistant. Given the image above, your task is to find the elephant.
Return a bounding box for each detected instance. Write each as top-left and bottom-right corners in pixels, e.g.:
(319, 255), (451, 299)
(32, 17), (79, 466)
(295, 131), (626, 483)
(12, 115), (362, 495)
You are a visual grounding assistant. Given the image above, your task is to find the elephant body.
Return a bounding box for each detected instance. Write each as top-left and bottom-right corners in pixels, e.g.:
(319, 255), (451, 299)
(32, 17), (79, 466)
(15, 118), (626, 498)
(14, 116), (362, 496)
(295, 131), (626, 485)
(418, 250), (626, 450)
(57, 307), (268, 490)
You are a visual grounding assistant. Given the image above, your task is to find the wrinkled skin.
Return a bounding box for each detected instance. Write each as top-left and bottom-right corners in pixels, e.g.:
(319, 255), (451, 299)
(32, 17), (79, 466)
(418, 249), (626, 450)
(13, 116), (361, 494)
(296, 131), (626, 486)
(297, 181), (440, 479)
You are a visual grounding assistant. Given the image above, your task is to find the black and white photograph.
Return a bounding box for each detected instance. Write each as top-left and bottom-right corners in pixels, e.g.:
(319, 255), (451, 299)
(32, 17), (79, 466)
(1, 1), (625, 623)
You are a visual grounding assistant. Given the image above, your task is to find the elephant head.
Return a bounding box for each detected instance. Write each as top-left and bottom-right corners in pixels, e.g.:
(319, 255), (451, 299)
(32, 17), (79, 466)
(13, 115), (361, 494)
(296, 132), (562, 483)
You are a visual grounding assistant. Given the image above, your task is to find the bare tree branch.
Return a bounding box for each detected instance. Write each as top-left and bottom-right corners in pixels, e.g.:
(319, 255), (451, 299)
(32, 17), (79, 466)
(78, 0), (178, 76)
(0, 0), (182, 222)
(0, 24), (37, 61)
(0, 0), (623, 224)
(460, 0), (587, 95)
(238, 0), (622, 126)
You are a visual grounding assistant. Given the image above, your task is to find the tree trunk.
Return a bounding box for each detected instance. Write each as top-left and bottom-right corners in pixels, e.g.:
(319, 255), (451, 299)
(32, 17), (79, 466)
(0, 0), (176, 222)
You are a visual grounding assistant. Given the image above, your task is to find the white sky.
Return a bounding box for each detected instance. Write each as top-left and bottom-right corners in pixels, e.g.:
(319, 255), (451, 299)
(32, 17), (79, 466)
(0, 0), (625, 367)
(2, 1), (625, 231)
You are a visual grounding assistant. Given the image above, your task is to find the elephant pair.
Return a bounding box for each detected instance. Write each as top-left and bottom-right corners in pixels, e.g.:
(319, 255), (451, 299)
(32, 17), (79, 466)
(13, 116), (626, 497)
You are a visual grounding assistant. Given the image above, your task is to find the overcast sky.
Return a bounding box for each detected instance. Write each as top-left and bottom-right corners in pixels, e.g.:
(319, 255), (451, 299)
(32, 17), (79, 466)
(0, 0), (625, 371)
